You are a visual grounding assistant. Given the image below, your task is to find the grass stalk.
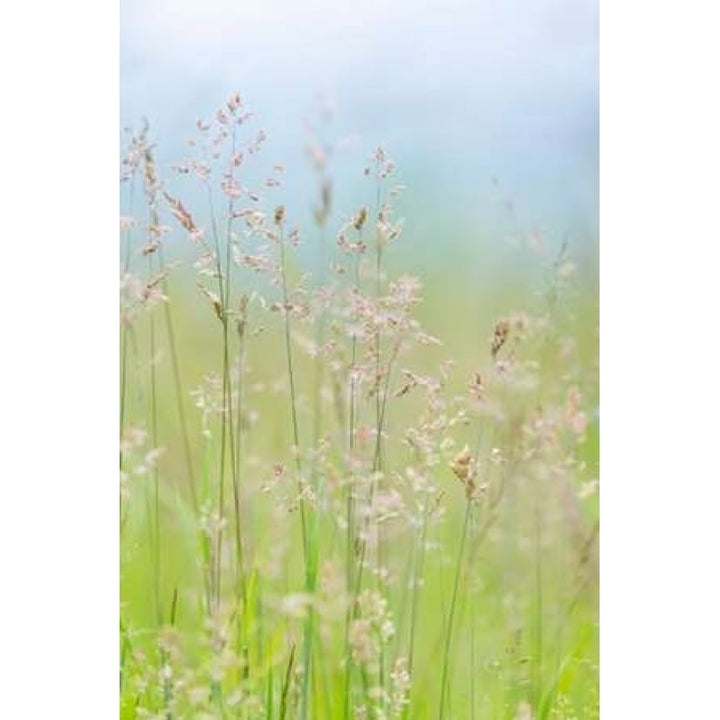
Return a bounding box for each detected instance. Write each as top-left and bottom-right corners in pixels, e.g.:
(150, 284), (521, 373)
(279, 643), (296, 720)
(205, 183), (228, 610)
(342, 245), (364, 720)
(438, 499), (472, 720)
(120, 175), (136, 473)
(149, 314), (160, 627)
(277, 220), (317, 720)
(278, 223), (307, 552)
(205, 174), (244, 614)
(533, 500), (544, 712)
(158, 245), (199, 516)
(401, 487), (431, 719)
(223, 129), (250, 665)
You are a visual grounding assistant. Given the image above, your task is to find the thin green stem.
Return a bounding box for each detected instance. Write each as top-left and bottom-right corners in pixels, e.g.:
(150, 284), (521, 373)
(278, 223), (316, 720)
(353, 340), (400, 600)
(234, 331), (248, 619)
(406, 487), (431, 690)
(470, 511), (477, 720)
(119, 175), (136, 473)
(278, 225), (307, 553)
(533, 500), (543, 712)
(312, 222), (327, 448)
(396, 511), (425, 720)
(438, 500), (472, 720)
(343, 246), (364, 720)
(147, 249), (161, 627)
(158, 246), (198, 516)
(205, 183), (228, 611)
(279, 643), (296, 720)
(223, 203), (248, 666)
(206, 171), (244, 617)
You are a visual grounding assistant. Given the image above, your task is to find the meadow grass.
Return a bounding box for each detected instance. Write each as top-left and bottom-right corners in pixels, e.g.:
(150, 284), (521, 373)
(119, 96), (598, 719)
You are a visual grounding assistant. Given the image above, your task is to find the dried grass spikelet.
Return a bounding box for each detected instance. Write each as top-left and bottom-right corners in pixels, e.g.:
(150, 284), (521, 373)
(491, 318), (511, 359)
(163, 191), (198, 235)
(141, 240), (161, 256)
(450, 444), (477, 500)
(321, 180), (332, 215)
(226, 92), (242, 114)
(314, 180), (333, 227)
(394, 375), (416, 398)
(349, 590), (396, 673)
(390, 657), (411, 715)
(353, 206), (368, 231)
(198, 283), (223, 322)
(148, 223), (170, 238)
(143, 149), (159, 197)
(274, 204), (286, 226)
(467, 372), (486, 401)
(236, 294), (248, 339)
(140, 269), (170, 305)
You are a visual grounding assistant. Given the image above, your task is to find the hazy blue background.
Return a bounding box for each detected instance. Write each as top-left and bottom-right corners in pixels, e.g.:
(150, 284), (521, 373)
(121, 0), (598, 277)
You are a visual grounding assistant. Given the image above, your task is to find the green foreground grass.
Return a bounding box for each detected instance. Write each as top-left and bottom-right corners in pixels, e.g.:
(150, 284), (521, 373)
(120, 103), (598, 719)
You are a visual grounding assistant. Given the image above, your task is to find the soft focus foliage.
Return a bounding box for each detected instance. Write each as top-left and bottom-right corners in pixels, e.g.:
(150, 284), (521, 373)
(120, 96), (598, 719)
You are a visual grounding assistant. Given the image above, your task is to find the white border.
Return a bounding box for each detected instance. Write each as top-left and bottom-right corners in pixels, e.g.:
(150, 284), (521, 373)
(1, 0), (118, 716)
(601, 0), (720, 715)
(2, 0), (719, 717)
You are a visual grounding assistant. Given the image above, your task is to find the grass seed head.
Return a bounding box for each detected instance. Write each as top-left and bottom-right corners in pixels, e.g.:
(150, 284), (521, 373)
(274, 204), (286, 226)
(450, 444), (477, 499)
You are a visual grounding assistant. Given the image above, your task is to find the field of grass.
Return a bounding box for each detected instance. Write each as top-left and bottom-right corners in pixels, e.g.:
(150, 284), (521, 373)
(119, 96), (598, 719)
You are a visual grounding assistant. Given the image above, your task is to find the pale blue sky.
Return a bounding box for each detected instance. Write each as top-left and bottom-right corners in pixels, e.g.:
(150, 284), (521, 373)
(121, 0), (598, 268)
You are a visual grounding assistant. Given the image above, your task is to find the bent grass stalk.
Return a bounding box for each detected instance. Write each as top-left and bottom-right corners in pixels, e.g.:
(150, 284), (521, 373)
(279, 642), (296, 720)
